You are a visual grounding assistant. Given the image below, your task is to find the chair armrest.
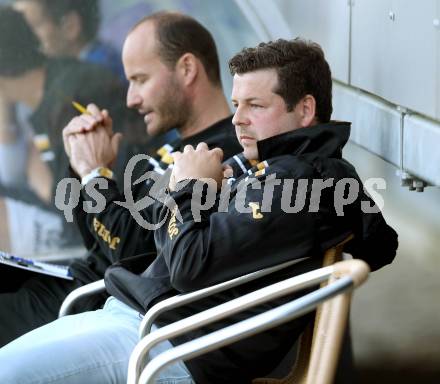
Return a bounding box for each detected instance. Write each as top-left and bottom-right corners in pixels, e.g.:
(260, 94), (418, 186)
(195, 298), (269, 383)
(139, 257), (310, 338)
(135, 259), (369, 384)
(128, 262), (340, 384)
(58, 279), (106, 318)
(138, 235), (353, 338)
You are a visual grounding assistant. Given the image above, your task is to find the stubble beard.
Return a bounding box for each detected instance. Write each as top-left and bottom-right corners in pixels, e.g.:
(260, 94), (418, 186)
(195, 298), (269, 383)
(148, 77), (192, 136)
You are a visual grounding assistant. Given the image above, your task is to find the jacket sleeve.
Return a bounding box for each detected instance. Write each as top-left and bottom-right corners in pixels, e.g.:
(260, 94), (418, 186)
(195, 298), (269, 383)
(72, 163), (164, 264)
(153, 173), (321, 293)
(309, 156), (398, 271)
(344, 189), (398, 271)
(330, 159), (398, 271)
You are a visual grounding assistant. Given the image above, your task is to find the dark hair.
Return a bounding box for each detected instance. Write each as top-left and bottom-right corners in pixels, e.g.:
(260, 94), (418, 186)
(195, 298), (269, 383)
(133, 12), (221, 86)
(229, 38), (333, 123)
(15, 0), (100, 43)
(0, 6), (46, 76)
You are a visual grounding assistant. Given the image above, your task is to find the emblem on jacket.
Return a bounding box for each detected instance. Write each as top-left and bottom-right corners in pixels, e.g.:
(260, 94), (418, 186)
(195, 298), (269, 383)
(93, 217), (121, 250)
(249, 202), (264, 220)
(168, 206), (180, 239)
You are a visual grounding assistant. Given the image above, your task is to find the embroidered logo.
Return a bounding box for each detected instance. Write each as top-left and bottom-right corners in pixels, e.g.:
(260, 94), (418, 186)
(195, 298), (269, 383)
(249, 202), (264, 220)
(93, 217), (121, 250)
(168, 206), (180, 240)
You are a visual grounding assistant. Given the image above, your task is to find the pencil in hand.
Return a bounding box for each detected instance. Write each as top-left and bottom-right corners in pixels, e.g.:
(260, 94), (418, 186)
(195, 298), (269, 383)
(71, 101), (91, 115)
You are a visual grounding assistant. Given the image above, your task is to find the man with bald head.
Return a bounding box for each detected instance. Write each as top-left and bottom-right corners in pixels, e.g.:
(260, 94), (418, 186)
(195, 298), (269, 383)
(0, 10), (241, 350)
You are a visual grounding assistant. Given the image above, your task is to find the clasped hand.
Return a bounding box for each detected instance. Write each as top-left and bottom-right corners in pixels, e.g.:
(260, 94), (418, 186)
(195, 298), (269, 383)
(62, 104), (122, 178)
(169, 143), (231, 191)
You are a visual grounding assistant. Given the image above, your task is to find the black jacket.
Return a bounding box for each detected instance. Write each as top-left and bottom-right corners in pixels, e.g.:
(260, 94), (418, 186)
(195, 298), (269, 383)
(105, 121), (398, 383)
(70, 116), (242, 284)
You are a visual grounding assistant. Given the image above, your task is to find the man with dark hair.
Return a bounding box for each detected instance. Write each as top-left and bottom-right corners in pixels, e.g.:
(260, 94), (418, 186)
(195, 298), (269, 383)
(0, 37), (397, 383)
(229, 38), (333, 122)
(228, 38), (333, 157)
(13, 0), (124, 78)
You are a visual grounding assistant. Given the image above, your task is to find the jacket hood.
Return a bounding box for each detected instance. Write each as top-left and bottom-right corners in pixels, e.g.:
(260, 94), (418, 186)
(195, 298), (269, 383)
(257, 121), (351, 161)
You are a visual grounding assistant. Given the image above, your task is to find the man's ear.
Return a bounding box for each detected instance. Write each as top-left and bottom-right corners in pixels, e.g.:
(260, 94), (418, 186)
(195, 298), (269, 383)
(175, 53), (198, 87)
(61, 12), (82, 43)
(299, 94), (317, 127)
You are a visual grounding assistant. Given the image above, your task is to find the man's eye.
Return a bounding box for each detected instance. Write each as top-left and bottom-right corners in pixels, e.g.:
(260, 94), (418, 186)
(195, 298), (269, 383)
(250, 104), (262, 109)
(135, 77), (148, 85)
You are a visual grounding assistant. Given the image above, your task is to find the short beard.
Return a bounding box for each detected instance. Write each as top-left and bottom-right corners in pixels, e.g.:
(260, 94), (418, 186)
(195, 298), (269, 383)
(154, 75), (192, 134)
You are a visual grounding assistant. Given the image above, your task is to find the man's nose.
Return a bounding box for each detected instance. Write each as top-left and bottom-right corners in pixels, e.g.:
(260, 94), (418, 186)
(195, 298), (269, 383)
(232, 106), (250, 126)
(126, 86), (142, 109)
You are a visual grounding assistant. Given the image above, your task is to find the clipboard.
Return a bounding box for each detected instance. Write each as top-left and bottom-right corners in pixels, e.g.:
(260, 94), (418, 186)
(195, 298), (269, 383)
(0, 251), (73, 280)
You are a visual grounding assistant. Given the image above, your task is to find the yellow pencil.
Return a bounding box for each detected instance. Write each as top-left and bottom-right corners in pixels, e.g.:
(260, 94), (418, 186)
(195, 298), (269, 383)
(72, 101), (91, 115)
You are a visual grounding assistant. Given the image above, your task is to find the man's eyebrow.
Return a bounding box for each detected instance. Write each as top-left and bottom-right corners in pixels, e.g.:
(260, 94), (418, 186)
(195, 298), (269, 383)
(128, 72), (148, 80)
(231, 97), (264, 103)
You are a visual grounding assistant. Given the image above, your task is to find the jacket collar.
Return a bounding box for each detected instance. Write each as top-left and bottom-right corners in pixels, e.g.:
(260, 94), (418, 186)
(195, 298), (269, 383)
(257, 121), (351, 161)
